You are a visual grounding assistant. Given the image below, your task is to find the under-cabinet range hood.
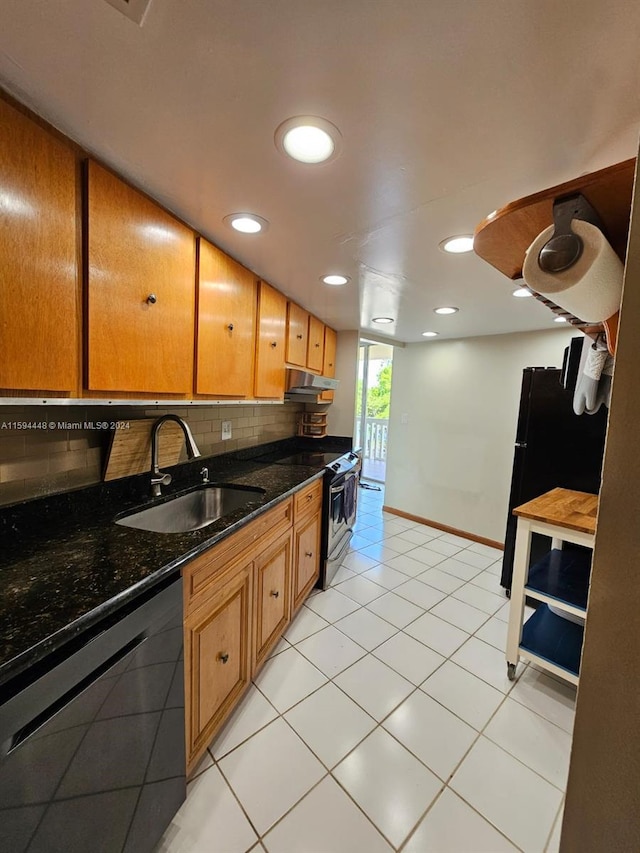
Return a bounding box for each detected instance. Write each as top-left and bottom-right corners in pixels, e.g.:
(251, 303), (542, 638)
(285, 369), (339, 398)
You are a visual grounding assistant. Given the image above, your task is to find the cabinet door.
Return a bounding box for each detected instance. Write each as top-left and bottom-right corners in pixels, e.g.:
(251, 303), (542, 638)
(307, 315), (325, 372)
(254, 531), (292, 668)
(184, 558), (252, 771)
(87, 161), (196, 394)
(254, 281), (287, 399)
(293, 512), (321, 611)
(0, 99), (79, 392)
(286, 302), (309, 367)
(196, 238), (256, 397)
(320, 327), (337, 402)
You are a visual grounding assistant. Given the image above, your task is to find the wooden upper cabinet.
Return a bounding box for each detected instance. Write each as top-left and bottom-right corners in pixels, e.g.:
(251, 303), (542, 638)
(0, 99), (79, 392)
(285, 302), (309, 367)
(320, 326), (337, 402)
(255, 281), (287, 399)
(322, 327), (337, 377)
(196, 239), (256, 397)
(307, 315), (325, 372)
(86, 161), (196, 394)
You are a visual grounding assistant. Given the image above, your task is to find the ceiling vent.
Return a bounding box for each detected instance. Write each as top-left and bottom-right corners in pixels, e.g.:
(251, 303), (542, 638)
(103, 0), (154, 25)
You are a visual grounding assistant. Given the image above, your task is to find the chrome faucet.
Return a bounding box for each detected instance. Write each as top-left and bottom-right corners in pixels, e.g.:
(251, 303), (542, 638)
(200, 467), (209, 483)
(150, 415), (201, 497)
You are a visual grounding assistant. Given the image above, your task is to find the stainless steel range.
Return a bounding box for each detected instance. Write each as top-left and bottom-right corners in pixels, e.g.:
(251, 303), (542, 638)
(322, 452), (361, 588)
(255, 448), (361, 588)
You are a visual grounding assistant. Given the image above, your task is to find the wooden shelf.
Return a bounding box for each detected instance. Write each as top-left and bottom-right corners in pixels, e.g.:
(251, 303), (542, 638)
(473, 158), (635, 280)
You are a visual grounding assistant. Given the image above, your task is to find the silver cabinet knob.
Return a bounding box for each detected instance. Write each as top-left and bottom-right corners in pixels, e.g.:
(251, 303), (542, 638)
(146, 293), (157, 304)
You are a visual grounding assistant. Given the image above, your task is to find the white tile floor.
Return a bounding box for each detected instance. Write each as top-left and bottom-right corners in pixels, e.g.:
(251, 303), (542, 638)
(158, 485), (576, 853)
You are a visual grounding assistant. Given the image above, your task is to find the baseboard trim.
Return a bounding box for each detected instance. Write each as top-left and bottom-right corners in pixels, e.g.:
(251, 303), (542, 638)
(382, 505), (504, 551)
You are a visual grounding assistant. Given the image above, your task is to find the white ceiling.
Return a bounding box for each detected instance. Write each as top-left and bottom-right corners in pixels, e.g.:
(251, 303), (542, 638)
(1, 0), (639, 342)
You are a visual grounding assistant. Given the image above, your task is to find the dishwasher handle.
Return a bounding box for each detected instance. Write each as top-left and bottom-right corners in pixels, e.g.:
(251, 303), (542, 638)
(6, 633), (147, 756)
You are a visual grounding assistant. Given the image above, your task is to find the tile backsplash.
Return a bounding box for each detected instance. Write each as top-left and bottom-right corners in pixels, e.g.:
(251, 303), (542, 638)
(0, 402), (304, 507)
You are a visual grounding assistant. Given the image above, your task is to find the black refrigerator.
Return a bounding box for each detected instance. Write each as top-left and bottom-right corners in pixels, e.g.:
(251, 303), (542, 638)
(500, 366), (608, 593)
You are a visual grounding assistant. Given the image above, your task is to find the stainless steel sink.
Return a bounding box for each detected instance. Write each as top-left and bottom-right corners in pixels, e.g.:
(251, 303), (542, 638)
(116, 484), (266, 533)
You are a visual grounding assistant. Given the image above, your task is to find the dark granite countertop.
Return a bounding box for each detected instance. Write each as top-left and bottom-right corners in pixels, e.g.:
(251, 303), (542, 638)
(0, 436), (350, 689)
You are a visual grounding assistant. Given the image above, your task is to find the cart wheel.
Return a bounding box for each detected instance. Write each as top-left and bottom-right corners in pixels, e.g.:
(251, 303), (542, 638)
(507, 663), (516, 681)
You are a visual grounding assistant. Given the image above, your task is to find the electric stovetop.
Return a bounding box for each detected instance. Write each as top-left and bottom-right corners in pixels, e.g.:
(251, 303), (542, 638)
(255, 450), (345, 467)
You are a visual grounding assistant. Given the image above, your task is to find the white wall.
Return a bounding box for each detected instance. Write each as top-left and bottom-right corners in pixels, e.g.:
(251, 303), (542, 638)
(385, 328), (576, 542)
(326, 330), (359, 438)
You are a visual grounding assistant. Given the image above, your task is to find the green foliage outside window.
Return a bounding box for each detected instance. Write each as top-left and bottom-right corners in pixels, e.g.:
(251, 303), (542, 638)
(356, 360), (392, 419)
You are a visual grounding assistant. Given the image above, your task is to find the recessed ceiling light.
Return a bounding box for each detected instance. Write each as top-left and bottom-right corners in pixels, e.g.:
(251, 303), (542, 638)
(224, 213), (268, 234)
(554, 316), (568, 323)
(322, 274), (349, 286)
(434, 306), (459, 315)
(422, 331), (439, 337)
(275, 116), (342, 164)
(439, 235), (474, 254)
(372, 317), (394, 324)
(513, 287), (533, 298)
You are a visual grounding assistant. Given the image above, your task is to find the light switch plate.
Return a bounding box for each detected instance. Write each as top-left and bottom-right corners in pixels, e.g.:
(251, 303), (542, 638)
(221, 421), (232, 440)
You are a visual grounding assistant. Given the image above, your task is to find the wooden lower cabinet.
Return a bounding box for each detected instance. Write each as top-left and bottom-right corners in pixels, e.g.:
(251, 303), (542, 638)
(182, 484), (322, 773)
(184, 557), (252, 771)
(253, 530), (292, 669)
(293, 512), (321, 612)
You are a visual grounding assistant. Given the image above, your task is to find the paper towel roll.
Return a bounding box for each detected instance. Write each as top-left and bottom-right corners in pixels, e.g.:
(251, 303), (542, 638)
(522, 220), (623, 323)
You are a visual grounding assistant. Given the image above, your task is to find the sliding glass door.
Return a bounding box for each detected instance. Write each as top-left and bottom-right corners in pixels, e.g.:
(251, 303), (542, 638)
(354, 343), (393, 483)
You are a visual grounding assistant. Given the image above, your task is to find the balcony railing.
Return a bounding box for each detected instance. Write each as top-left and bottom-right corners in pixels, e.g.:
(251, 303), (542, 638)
(355, 417), (389, 481)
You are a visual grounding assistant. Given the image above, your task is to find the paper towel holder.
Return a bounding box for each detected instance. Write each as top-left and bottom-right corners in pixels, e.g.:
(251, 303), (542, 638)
(538, 193), (606, 274)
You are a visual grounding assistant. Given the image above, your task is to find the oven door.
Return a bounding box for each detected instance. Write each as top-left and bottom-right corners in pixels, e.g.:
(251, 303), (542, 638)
(327, 468), (359, 565)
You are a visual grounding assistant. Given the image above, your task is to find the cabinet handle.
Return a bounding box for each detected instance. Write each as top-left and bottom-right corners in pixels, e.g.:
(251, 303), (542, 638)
(217, 652), (229, 664)
(146, 293), (157, 305)
(270, 341), (277, 348)
(315, 343), (320, 347)
(305, 551), (313, 558)
(270, 590), (280, 598)
(227, 323), (234, 331)
(296, 334), (303, 339)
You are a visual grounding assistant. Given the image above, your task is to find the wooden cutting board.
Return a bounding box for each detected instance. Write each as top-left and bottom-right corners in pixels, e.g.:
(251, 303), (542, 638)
(103, 418), (186, 481)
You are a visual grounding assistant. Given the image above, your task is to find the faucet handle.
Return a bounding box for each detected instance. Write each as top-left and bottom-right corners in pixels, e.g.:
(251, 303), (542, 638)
(150, 470), (172, 497)
(200, 467), (209, 483)
(152, 472), (172, 487)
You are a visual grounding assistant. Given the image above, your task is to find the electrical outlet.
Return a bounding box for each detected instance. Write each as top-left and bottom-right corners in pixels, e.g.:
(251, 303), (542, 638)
(221, 421), (232, 440)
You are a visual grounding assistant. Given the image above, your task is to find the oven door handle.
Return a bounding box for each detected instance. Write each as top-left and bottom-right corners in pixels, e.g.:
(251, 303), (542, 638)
(330, 484), (345, 494)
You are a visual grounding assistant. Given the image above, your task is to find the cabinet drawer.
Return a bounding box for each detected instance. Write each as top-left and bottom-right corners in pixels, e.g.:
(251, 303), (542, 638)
(184, 498), (293, 612)
(294, 479), (323, 521)
(254, 530), (292, 669)
(293, 513), (321, 611)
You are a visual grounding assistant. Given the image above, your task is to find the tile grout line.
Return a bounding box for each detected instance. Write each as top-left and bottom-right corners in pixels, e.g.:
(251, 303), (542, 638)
(185, 495), (564, 853)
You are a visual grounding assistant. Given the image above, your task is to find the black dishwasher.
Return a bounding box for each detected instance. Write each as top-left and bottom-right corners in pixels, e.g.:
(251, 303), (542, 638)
(0, 576), (185, 853)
